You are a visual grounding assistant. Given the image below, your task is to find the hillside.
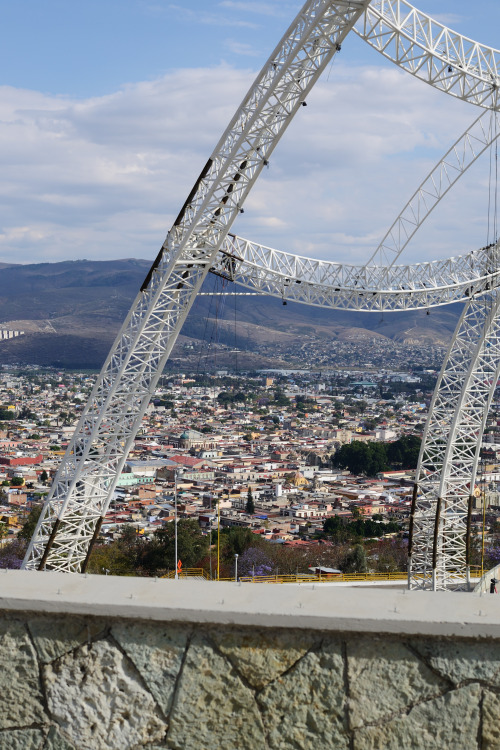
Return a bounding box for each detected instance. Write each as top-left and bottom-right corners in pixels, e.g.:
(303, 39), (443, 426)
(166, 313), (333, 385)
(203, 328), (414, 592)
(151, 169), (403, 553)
(0, 259), (460, 369)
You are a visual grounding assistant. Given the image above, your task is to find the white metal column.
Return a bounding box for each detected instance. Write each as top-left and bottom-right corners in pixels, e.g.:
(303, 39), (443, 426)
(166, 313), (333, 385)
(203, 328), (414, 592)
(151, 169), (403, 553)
(23, 0), (370, 572)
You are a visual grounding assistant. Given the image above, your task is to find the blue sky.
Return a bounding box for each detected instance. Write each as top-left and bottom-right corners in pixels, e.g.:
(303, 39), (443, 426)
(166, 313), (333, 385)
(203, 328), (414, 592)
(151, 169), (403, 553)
(0, 1), (499, 266)
(2, 1), (498, 97)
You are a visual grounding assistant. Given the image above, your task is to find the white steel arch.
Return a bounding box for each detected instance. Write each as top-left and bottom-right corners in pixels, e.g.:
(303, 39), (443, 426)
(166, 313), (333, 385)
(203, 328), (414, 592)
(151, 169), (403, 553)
(356, 1), (500, 110)
(214, 236), (500, 311)
(21, 0), (500, 589)
(23, 0), (371, 573)
(219, 107), (500, 276)
(410, 288), (500, 590)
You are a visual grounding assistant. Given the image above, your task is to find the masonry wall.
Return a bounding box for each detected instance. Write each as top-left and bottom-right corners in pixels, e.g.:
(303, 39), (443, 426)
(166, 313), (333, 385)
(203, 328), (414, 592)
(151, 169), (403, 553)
(1, 573), (500, 749)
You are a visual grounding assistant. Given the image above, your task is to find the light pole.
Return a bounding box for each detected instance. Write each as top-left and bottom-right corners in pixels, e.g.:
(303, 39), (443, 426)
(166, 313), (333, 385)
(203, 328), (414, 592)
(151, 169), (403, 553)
(174, 467), (184, 580)
(217, 498), (220, 581)
(234, 553), (239, 582)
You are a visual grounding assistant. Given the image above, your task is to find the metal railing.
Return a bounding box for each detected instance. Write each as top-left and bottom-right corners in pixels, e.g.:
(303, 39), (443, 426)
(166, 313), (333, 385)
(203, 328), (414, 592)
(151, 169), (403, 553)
(162, 568), (210, 580)
(162, 567), (485, 583)
(238, 572), (408, 584)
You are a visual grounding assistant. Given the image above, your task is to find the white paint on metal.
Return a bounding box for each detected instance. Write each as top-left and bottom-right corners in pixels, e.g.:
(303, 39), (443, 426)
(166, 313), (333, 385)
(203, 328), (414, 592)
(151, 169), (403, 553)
(22, 0), (500, 594)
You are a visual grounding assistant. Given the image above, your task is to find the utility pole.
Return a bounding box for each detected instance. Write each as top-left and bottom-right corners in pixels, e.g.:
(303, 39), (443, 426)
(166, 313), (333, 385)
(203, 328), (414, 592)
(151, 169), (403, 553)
(174, 467), (184, 580)
(217, 498), (220, 581)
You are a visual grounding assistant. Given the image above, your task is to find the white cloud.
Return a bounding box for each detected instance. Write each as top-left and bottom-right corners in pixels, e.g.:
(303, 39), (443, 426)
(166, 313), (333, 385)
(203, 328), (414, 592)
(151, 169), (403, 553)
(166, 4), (258, 28)
(0, 61), (493, 270)
(430, 14), (464, 26)
(218, 1), (300, 18)
(224, 40), (262, 57)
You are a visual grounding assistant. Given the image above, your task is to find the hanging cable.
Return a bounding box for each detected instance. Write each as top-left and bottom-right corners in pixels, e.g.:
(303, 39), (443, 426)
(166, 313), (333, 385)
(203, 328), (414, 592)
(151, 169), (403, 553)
(494, 135), (498, 243)
(207, 275), (229, 372)
(487, 111), (499, 246)
(196, 276), (218, 377)
(233, 282), (239, 375)
(488, 123), (494, 246)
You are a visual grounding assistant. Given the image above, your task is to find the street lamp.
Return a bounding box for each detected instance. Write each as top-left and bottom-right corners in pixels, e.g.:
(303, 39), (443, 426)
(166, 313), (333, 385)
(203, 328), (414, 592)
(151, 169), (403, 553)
(174, 467), (184, 580)
(234, 553), (239, 582)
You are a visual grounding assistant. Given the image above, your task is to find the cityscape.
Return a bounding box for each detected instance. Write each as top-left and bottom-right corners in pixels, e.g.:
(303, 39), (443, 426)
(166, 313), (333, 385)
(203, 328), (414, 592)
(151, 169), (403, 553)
(2, 0), (500, 748)
(1, 357), (498, 579)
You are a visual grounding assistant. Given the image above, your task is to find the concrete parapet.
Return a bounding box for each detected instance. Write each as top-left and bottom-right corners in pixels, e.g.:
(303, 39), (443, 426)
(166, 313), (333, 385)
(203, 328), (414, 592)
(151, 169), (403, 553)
(0, 571), (499, 749)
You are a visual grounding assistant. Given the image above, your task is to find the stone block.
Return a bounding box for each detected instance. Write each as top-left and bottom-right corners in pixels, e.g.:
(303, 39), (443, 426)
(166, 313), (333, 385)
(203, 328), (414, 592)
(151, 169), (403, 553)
(354, 683), (481, 750)
(483, 690), (500, 750)
(167, 633), (265, 750)
(28, 615), (106, 664)
(0, 620), (46, 729)
(112, 621), (188, 717)
(44, 726), (76, 750)
(212, 626), (316, 690)
(412, 637), (500, 686)
(0, 729), (45, 750)
(258, 639), (348, 750)
(348, 636), (448, 728)
(43, 638), (166, 750)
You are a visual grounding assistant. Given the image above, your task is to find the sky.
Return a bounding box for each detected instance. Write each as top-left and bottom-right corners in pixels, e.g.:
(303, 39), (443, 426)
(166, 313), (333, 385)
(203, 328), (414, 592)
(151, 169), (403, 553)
(0, 0), (499, 267)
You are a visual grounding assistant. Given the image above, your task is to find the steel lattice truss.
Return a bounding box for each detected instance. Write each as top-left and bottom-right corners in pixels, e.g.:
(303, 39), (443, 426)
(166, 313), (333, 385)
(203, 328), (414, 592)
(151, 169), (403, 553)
(23, 0), (371, 572)
(410, 284), (500, 590)
(357, 0), (500, 110)
(21, 0), (500, 589)
(214, 236), (500, 311)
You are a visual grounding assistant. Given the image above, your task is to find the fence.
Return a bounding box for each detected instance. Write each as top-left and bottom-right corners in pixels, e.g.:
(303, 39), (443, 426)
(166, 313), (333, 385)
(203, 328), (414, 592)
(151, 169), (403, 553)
(162, 567), (485, 584)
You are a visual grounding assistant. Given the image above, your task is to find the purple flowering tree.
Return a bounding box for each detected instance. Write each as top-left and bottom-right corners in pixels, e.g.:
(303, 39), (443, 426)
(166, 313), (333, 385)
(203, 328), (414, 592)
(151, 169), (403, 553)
(486, 544), (500, 569)
(238, 547), (274, 578)
(0, 540), (26, 569)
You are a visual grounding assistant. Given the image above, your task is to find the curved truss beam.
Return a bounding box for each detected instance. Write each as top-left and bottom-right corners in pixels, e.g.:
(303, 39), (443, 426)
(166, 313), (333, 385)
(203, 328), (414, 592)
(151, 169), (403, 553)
(366, 109), (500, 267)
(216, 108), (500, 310)
(23, 0), (371, 573)
(356, 0), (500, 110)
(214, 235), (500, 312)
(23, 0), (500, 579)
(410, 285), (500, 590)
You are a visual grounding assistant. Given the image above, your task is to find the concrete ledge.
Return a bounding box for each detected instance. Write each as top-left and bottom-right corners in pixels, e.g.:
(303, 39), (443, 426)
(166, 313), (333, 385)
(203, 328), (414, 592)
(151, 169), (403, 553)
(1, 570), (500, 639)
(1, 571), (500, 748)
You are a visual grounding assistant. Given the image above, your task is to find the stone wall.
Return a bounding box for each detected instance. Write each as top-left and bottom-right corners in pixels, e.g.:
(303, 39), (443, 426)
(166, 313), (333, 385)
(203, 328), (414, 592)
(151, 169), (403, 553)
(1, 572), (500, 749)
(2, 610), (500, 749)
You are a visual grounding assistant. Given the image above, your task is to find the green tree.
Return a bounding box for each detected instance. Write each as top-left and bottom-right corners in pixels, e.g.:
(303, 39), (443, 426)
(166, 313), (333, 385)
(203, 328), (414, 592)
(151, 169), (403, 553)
(387, 435), (421, 469)
(10, 477), (24, 487)
(342, 544), (367, 574)
(19, 505), (43, 541)
(324, 515), (401, 541)
(86, 542), (136, 576)
(18, 406), (35, 420)
(323, 516), (352, 543)
(245, 488), (255, 515)
(273, 389), (290, 407)
(140, 519), (209, 573)
(366, 443), (389, 476)
(85, 524), (146, 576)
(40, 470), (48, 484)
(333, 441), (388, 477)
(219, 527), (256, 562)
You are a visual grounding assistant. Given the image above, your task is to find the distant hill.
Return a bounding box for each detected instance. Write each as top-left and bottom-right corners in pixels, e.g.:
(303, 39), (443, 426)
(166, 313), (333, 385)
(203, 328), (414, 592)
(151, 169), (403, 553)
(0, 258), (461, 369)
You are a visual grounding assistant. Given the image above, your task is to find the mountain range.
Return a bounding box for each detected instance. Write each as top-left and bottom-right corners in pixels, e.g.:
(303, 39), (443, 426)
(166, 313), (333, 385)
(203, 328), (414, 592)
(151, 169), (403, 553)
(0, 259), (461, 369)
